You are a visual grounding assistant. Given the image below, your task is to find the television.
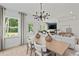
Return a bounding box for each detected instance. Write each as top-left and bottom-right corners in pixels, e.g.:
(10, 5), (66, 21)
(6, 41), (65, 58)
(48, 23), (57, 29)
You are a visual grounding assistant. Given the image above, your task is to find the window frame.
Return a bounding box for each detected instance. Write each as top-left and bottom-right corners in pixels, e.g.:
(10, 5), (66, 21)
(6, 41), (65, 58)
(4, 17), (19, 38)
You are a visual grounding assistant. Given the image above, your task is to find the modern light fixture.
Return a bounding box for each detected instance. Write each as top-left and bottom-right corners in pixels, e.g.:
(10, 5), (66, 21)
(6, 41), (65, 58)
(33, 3), (50, 21)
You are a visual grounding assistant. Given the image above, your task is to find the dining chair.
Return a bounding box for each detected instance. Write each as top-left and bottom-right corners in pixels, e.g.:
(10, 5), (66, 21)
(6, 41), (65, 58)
(26, 35), (31, 55)
(74, 44), (79, 56)
(66, 44), (79, 56)
(34, 41), (52, 56)
(26, 32), (35, 56)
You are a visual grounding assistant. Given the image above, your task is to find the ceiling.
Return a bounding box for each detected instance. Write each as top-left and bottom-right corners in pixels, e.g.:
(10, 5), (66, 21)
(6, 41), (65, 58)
(0, 3), (79, 19)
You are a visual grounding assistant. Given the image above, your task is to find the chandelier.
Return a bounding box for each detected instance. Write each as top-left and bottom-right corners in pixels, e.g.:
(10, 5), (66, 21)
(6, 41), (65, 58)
(33, 3), (50, 21)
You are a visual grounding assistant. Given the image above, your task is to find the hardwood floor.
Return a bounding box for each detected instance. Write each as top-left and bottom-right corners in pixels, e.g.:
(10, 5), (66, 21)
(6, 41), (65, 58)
(0, 45), (35, 56)
(0, 44), (78, 56)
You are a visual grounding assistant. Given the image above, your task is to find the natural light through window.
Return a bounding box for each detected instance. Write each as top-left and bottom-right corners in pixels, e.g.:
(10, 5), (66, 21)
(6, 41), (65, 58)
(5, 17), (18, 38)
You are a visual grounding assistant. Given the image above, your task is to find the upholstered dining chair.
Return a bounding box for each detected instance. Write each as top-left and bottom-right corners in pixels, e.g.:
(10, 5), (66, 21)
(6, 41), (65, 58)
(26, 35), (31, 55)
(66, 44), (79, 56)
(34, 36), (52, 56)
(26, 32), (35, 56)
(34, 43), (51, 56)
(74, 44), (79, 56)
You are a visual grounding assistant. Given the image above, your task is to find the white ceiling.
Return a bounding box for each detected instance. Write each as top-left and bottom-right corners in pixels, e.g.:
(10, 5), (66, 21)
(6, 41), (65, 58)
(0, 3), (79, 19)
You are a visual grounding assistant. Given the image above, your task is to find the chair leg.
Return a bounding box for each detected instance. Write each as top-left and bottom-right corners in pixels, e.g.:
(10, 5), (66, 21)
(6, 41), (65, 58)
(26, 44), (28, 54)
(54, 53), (56, 56)
(35, 53), (37, 56)
(30, 44), (32, 56)
(30, 48), (32, 56)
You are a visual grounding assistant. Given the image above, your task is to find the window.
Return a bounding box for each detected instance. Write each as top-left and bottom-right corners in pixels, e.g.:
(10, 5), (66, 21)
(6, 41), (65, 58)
(28, 22), (33, 32)
(5, 17), (18, 38)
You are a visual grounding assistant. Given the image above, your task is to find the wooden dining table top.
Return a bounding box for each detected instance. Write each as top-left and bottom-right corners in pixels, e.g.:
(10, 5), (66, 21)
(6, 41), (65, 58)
(46, 40), (69, 55)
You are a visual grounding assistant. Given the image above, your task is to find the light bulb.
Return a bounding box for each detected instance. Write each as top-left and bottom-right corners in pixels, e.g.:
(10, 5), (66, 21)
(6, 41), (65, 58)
(70, 11), (73, 14)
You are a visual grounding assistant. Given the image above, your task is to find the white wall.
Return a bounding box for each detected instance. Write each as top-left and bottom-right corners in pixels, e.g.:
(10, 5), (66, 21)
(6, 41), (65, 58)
(41, 3), (79, 37)
(59, 19), (79, 36)
(4, 37), (21, 49)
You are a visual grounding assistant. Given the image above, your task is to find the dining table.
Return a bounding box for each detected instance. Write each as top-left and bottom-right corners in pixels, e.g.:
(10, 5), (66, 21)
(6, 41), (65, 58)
(46, 40), (69, 55)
